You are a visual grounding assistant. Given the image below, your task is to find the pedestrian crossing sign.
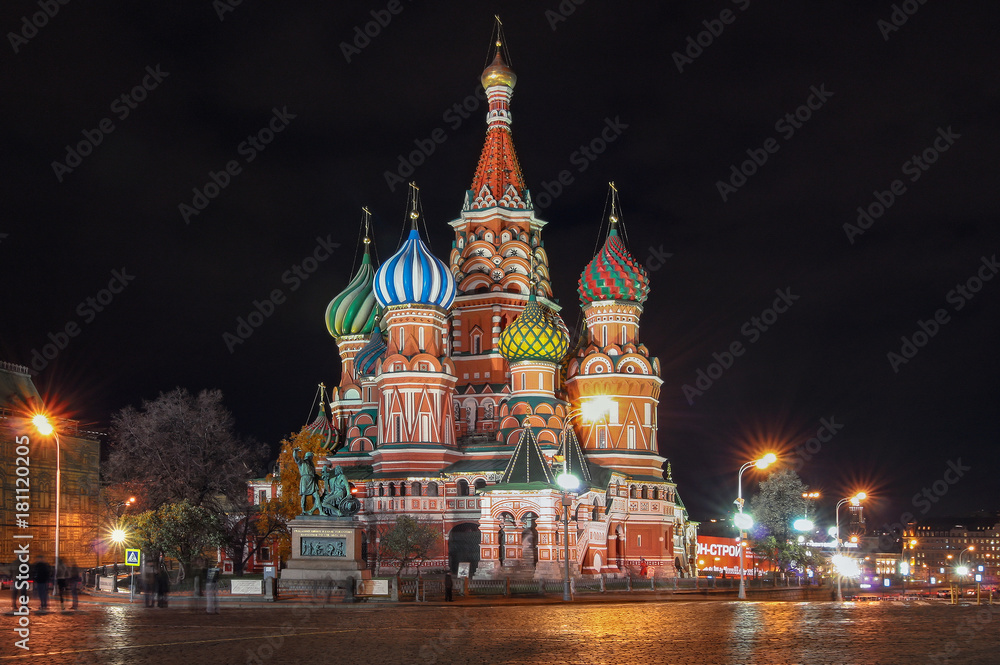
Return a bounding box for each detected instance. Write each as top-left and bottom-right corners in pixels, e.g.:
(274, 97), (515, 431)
(125, 549), (141, 566)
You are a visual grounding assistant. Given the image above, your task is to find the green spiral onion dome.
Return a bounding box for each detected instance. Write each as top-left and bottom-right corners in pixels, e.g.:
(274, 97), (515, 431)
(326, 248), (378, 337)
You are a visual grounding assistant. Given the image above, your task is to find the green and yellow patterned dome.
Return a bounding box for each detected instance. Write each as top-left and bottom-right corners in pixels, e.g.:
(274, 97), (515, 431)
(326, 245), (378, 338)
(499, 294), (569, 364)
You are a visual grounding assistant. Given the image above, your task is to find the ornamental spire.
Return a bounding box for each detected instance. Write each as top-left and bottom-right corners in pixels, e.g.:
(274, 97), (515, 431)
(469, 23), (527, 210)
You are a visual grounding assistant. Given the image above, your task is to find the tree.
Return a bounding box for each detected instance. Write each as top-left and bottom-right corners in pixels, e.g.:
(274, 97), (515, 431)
(749, 469), (809, 581)
(379, 516), (442, 576)
(127, 500), (222, 582)
(106, 388), (267, 512)
(217, 493), (288, 576)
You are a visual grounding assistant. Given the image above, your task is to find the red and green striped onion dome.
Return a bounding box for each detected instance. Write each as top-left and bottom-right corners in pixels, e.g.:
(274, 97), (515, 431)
(577, 228), (649, 305)
(326, 249), (378, 337)
(499, 293), (570, 364)
(304, 400), (335, 450)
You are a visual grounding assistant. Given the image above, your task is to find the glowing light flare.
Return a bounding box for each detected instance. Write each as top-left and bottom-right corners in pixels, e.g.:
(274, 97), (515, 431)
(793, 519), (814, 532)
(111, 528), (127, 544)
(755, 452), (777, 469)
(557, 472), (580, 491)
(580, 396), (613, 422)
(956, 565), (969, 576)
(733, 512), (754, 530)
(832, 554), (861, 577)
(32, 414), (54, 435)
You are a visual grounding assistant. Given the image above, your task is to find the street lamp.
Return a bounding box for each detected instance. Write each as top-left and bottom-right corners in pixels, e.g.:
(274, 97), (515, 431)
(835, 492), (867, 601)
(31, 414), (61, 594)
(736, 453), (777, 599)
(556, 470), (579, 602)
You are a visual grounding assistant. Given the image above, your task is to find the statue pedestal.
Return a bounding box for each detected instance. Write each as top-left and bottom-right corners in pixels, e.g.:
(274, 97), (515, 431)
(280, 516), (371, 584)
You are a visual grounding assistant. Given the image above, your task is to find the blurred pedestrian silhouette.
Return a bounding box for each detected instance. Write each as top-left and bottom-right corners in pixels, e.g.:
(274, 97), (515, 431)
(32, 557), (51, 611)
(444, 571), (454, 602)
(143, 562), (155, 607)
(205, 566), (219, 614)
(69, 563), (81, 609)
(155, 564), (169, 607)
(56, 558), (68, 609)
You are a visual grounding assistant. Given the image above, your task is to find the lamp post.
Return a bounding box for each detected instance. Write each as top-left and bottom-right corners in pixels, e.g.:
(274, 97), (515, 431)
(556, 470), (579, 601)
(835, 492), (866, 602)
(553, 397), (611, 601)
(736, 453), (777, 599)
(32, 415), (61, 595)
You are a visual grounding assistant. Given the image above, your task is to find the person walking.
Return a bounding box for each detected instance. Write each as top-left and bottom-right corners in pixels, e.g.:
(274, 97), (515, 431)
(56, 558), (68, 609)
(69, 564), (81, 610)
(205, 567), (219, 614)
(444, 571), (454, 602)
(33, 557), (51, 611)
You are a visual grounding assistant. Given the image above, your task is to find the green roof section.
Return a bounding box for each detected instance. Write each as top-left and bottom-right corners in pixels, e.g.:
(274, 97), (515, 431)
(501, 426), (554, 485)
(555, 427), (592, 485)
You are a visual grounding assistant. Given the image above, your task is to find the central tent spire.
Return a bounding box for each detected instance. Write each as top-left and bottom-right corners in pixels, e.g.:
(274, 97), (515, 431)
(468, 20), (527, 210)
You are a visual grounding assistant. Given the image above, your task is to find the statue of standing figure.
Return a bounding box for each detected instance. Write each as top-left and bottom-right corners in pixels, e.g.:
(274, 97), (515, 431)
(293, 448), (323, 515)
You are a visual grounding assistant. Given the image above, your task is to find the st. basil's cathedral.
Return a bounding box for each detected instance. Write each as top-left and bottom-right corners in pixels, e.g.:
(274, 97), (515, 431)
(315, 37), (697, 580)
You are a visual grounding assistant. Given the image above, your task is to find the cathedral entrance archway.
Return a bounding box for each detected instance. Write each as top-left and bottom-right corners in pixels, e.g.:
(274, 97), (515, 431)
(448, 523), (481, 576)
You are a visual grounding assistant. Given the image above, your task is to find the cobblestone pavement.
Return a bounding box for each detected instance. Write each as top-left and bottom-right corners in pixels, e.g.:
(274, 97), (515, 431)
(3, 598), (999, 665)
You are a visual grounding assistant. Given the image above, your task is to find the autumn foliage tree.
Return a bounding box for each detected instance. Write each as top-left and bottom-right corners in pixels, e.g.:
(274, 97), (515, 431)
(127, 500), (222, 581)
(260, 427), (333, 561)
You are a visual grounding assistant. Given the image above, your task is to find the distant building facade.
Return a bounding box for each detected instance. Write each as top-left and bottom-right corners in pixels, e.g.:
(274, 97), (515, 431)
(903, 517), (999, 587)
(0, 361), (101, 568)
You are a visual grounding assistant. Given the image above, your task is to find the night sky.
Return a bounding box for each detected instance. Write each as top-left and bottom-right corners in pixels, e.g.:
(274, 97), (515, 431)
(4, 2), (998, 532)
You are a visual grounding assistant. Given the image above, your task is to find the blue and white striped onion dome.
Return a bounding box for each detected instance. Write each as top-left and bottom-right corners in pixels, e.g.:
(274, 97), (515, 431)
(374, 229), (456, 309)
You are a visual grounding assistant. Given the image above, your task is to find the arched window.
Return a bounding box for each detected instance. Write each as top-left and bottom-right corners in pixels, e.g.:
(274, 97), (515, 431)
(388, 483), (396, 497)
(641, 486), (648, 499)
(412, 482), (422, 497)
(602, 325), (608, 346)
(472, 332), (482, 354)
(629, 486), (637, 499)
(652, 488), (659, 500)
(427, 482), (439, 497)
(457, 479), (470, 496)
(474, 478), (487, 493)
(378, 484), (385, 497)
(592, 504), (600, 521)
(399, 483), (406, 497)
